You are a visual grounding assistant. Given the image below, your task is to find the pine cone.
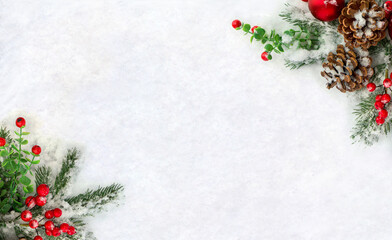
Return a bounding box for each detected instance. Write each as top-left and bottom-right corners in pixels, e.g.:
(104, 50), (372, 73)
(338, 0), (387, 49)
(321, 44), (374, 93)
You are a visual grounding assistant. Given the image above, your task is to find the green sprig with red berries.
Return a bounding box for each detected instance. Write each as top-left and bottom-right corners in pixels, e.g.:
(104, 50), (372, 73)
(232, 19), (321, 62)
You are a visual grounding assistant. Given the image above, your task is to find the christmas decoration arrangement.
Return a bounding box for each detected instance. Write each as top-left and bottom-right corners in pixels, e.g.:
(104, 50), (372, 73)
(0, 117), (124, 240)
(232, 0), (392, 145)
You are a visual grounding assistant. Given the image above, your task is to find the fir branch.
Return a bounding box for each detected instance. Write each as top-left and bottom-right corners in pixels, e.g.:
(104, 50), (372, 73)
(53, 148), (80, 196)
(65, 184), (124, 215)
(35, 166), (52, 188)
(0, 127), (13, 145)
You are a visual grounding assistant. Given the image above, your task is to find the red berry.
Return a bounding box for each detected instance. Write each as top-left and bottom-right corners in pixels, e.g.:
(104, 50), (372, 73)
(375, 101), (385, 110)
(32, 145), (41, 155)
(379, 109), (389, 119)
(0, 137), (6, 147)
(21, 210), (32, 222)
(381, 94), (391, 104)
(37, 184), (49, 197)
(34, 236), (43, 240)
(25, 196), (36, 208)
(376, 94), (383, 102)
(45, 210), (54, 219)
(251, 25), (259, 33)
(302, 0), (308, 1)
(261, 51), (270, 61)
(53, 208), (62, 218)
(60, 223), (69, 232)
(376, 116), (386, 125)
(232, 19), (241, 29)
(52, 227), (61, 237)
(16, 117), (26, 128)
(367, 82), (376, 92)
(385, 1), (392, 12)
(29, 219), (38, 229)
(35, 196), (47, 206)
(45, 221), (55, 231)
(45, 229), (52, 236)
(67, 226), (76, 235)
(384, 78), (392, 88)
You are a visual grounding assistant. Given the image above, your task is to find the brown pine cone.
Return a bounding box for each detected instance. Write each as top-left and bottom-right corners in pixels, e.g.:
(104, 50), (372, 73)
(321, 44), (374, 93)
(338, 0), (388, 49)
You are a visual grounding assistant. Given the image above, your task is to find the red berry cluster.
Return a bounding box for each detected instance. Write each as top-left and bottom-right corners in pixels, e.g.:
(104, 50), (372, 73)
(20, 184), (76, 239)
(231, 19), (271, 62)
(366, 73), (392, 125)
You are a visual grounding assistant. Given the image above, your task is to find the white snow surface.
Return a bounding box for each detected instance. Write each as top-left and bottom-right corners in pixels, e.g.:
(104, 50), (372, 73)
(1, 0), (392, 240)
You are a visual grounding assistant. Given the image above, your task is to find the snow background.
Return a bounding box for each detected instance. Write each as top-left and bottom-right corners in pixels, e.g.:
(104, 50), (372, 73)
(1, 0), (392, 239)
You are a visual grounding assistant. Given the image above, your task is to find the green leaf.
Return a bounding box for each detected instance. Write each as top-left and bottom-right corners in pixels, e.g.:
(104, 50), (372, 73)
(243, 24), (251, 32)
(250, 36), (254, 43)
(0, 190), (6, 197)
(21, 140), (28, 145)
(267, 54), (272, 60)
(32, 160), (40, 164)
(14, 131), (21, 137)
(261, 37), (268, 44)
(264, 44), (273, 52)
(1, 204), (11, 213)
(274, 34), (282, 42)
(254, 33), (261, 40)
(20, 176), (31, 186)
(21, 132), (30, 135)
(255, 28), (265, 37)
(0, 181), (3, 188)
(277, 43), (284, 52)
(27, 185), (34, 193)
(0, 150), (7, 157)
(274, 49), (281, 54)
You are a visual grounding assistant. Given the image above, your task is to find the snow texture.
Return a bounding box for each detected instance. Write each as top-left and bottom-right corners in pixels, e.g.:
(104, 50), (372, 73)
(1, 0), (392, 240)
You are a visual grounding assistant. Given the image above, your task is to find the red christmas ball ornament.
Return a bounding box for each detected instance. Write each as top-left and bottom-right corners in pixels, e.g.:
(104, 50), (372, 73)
(32, 145), (41, 155)
(381, 94), (391, 104)
(67, 226), (76, 236)
(375, 101), (385, 110)
(45, 229), (53, 236)
(60, 223), (69, 232)
(45, 221), (55, 231)
(232, 19), (241, 29)
(52, 227), (61, 237)
(379, 109), (389, 119)
(21, 210), (32, 222)
(35, 196), (47, 206)
(0, 137), (6, 147)
(45, 210), (54, 219)
(376, 116), (386, 125)
(261, 51), (270, 61)
(367, 82), (377, 92)
(384, 78), (392, 88)
(53, 208), (62, 218)
(16, 117), (26, 128)
(37, 184), (49, 197)
(29, 219), (39, 229)
(34, 236), (43, 240)
(25, 196), (36, 208)
(251, 25), (258, 33)
(308, 0), (345, 21)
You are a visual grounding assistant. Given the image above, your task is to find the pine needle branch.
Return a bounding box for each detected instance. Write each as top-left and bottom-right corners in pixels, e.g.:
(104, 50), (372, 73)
(54, 148), (80, 196)
(65, 183), (124, 215)
(35, 166), (52, 187)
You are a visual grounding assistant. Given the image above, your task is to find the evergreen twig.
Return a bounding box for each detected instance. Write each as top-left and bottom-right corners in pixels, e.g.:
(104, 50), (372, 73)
(54, 148), (80, 196)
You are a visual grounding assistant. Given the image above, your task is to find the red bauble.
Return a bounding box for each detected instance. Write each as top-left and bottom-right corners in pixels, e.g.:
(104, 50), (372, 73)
(32, 145), (41, 155)
(29, 219), (39, 229)
(45, 229), (53, 236)
(37, 184), (49, 197)
(21, 210), (32, 222)
(381, 94), (391, 104)
(261, 51), (270, 61)
(251, 25), (258, 33)
(384, 78), (392, 88)
(67, 226), (76, 235)
(52, 227), (61, 237)
(45, 210), (54, 219)
(376, 116), (385, 125)
(34, 236), (43, 240)
(35, 196), (47, 206)
(308, 0), (345, 21)
(60, 223), (69, 232)
(53, 208), (62, 218)
(367, 83), (376, 92)
(0, 137), (5, 147)
(25, 196), (36, 208)
(379, 109), (389, 119)
(16, 117), (26, 128)
(45, 221), (55, 231)
(232, 20), (241, 29)
(375, 101), (385, 110)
